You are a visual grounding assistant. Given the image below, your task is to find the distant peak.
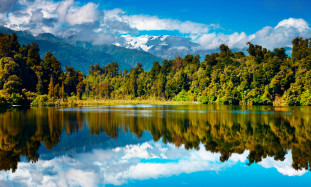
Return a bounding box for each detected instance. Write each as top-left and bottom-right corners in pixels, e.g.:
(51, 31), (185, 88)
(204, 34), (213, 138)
(36, 33), (63, 41)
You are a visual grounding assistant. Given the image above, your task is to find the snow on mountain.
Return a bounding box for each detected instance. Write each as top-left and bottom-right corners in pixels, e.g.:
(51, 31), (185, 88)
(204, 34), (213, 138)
(116, 35), (201, 59)
(116, 34), (255, 60)
(119, 35), (169, 52)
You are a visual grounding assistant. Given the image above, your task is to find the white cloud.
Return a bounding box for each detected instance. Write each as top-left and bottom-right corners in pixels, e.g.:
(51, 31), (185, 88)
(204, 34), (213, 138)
(1, 0), (311, 51)
(197, 18), (311, 50)
(0, 141), (305, 186)
(57, 0), (74, 23)
(101, 8), (216, 39)
(3, 0), (100, 36)
(276, 18), (310, 33)
(259, 151), (307, 176)
(4, 0), (59, 35)
(197, 32), (251, 50)
(126, 15), (212, 35)
(66, 169), (99, 187)
(251, 18), (311, 49)
(115, 17), (311, 55)
(121, 143), (162, 159)
(66, 2), (99, 25)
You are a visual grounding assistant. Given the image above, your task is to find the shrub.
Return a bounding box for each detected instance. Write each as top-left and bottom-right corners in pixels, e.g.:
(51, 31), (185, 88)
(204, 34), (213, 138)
(173, 90), (191, 101)
(32, 95), (49, 105)
(8, 93), (28, 105)
(25, 91), (38, 103)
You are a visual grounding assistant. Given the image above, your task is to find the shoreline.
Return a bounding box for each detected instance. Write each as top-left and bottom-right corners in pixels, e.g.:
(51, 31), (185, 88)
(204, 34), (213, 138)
(26, 99), (311, 108)
(30, 99), (199, 107)
(2, 99), (310, 110)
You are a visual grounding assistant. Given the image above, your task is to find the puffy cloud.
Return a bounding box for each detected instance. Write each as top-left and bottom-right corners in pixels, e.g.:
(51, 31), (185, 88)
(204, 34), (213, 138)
(276, 18), (310, 33)
(1, 0), (310, 51)
(114, 17), (311, 55)
(126, 15), (212, 35)
(101, 8), (216, 38)
(197, 32), (251, 50)
(197, 18), (311, 50)
(251, 18), (311, 49)
(66, 2), (99, 25)
(99, 9), (137, 35)
(259, 151), (307, 176)
(0, 141), (304, 186)
(4, 0), (60, 35)
(66, 169), (99, 187)
(0, 142), (227, 186)
(56, 0), (73, 23)
(121, 142), (162, 159)
(2, 0), (106, 42)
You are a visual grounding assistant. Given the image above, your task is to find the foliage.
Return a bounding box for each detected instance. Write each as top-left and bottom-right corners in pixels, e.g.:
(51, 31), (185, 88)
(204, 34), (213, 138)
(1, 33), (311, 106)
(32, 95), (49, 105)
(173, 90), (192, 101)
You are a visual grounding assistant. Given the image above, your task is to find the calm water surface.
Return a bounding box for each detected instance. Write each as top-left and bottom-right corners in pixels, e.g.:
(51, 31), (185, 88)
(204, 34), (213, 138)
(0, 104), (311, 186)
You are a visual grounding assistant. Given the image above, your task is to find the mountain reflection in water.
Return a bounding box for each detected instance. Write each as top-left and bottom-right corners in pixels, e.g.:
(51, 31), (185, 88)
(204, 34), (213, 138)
(0, 105), (311, 186)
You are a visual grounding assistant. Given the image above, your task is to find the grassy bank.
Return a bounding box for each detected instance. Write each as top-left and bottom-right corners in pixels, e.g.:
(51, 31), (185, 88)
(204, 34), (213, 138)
(30, 99), (198, 107)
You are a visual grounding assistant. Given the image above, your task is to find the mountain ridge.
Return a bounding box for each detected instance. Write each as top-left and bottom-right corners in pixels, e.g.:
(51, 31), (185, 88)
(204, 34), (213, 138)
(117, 34), (293, 59)
(0, 26), (163, 74)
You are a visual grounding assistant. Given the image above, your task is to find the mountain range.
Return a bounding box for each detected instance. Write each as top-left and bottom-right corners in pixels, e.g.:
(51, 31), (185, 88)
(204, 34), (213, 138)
(0, 27), (293, 74)
(117, 35), (223, 60)
(0, 26), (163, 74)
(117, 34), (293, 59)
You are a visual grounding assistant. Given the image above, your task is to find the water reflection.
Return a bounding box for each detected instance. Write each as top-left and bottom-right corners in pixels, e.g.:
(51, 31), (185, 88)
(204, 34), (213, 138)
(0, 105), (311, 185)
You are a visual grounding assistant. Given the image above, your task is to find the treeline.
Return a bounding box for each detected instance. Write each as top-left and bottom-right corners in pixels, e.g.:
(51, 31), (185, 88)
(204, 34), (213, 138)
(83, 37), (311, 106)
(1, 33), (311, 106)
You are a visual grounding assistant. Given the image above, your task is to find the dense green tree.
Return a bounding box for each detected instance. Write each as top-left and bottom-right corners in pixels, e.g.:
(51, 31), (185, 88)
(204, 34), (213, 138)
(63, 66), (84, 96)
(3, 75), (22, 94)
(0, 33), (20, 58)
(292, 37), (310, 62)
(219, 44), (232, 57)
(150, 61), (162, 79)
(76, 81), (85, 99)
(48, 76), (54, 99)
(247, 42), (267, 63)
(1, 33), (311, 107)
(43, 52), (62, 85)
(161, 59), (172, 75)
(26, 43), (41, 68)
(204, 53), (218, 66)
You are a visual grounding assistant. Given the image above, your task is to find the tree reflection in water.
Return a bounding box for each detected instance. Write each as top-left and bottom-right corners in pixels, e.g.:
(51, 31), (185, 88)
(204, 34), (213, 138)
(0, 105), (311, 172)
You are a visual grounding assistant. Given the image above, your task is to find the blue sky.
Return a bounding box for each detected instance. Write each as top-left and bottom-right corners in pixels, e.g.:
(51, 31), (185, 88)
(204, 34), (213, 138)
(0, 0), (311, 51)
(98, 0), (311, 34)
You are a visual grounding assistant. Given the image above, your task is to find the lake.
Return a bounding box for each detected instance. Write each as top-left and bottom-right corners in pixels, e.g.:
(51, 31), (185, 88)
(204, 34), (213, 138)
(0, 104), (311, 186)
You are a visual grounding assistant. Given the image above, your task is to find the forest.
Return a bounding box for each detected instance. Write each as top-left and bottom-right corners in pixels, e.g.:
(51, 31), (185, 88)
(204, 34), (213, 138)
(0, 32), (311, 107)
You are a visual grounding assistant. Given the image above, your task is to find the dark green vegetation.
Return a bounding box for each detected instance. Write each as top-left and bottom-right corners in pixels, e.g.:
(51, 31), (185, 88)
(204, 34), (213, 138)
(1, 32), (311, 106)
(1, 105), (311, 172)
(0, 27), (162, 73)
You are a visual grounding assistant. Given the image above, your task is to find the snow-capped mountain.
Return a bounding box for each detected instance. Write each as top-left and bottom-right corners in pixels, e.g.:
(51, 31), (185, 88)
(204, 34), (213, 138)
(116, 35), (167, 52)
(116, 35), (264, 60)
(116, 35), (203, 60)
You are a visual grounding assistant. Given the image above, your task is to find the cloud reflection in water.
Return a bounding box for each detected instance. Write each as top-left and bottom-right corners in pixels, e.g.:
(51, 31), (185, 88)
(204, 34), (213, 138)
(0, 140), (305, 187)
